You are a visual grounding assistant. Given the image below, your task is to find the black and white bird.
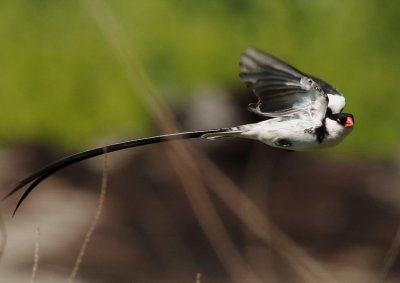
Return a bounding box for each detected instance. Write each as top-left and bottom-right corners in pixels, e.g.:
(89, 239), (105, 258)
(3, 47), (354, 214)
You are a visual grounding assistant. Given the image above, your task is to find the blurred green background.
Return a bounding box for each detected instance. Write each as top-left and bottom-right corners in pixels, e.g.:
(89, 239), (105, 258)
(0, 0), (399, 158)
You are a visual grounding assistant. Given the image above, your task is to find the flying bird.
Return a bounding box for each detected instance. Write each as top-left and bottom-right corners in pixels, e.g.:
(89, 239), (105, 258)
(3, 48), (354, 214)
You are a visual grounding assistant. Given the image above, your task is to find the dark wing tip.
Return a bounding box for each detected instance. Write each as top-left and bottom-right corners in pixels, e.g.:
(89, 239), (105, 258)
(239, 47), (305, 78)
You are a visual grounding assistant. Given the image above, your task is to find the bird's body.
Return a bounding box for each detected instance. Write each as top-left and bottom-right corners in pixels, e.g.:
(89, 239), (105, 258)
(205, 113), (351, 151)
(3, 47), (355, 214)
(205, 47), (354, 151)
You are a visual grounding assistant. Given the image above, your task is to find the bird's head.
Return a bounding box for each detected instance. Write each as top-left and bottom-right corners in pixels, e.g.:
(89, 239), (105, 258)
(332, 113), (354, 129)
(324, 113), (354, 145)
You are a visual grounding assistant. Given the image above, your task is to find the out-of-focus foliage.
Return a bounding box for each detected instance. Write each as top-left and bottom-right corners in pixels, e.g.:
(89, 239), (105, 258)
(0, 0), (399, 157)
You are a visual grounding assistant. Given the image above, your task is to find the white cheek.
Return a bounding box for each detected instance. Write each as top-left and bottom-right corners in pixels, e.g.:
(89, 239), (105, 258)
(325, 119), (343, 135)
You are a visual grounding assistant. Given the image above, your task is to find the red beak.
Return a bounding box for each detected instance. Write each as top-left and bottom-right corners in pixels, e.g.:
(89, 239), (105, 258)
(344, 116), (354, 128)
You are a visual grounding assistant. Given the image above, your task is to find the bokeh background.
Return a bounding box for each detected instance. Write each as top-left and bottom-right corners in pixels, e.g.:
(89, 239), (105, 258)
(1, 0), (400, 282)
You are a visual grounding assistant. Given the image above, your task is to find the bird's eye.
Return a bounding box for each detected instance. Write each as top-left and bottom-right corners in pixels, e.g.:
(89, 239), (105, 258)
(307, 79), (313, 85)
(336, 117), (346, 125)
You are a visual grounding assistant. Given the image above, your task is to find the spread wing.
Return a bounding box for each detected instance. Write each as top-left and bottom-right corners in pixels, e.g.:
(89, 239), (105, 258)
(239, 47), (328, 123)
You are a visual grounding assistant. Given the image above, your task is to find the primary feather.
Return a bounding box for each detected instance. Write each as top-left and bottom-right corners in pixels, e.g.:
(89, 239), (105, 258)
(239, 47), (329, 123)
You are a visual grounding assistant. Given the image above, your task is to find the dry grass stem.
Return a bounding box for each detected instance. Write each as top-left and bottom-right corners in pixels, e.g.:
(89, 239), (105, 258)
(0, 211), (7, 265)
(30, 226), (40, 283)
(68, 151), (108, 283)
(241, 145), (277, 281)
(196, 273), (201, 283)
(379, 223), (400, 282)
(194, 149), (337, 283)
(165, 145), (264, 283)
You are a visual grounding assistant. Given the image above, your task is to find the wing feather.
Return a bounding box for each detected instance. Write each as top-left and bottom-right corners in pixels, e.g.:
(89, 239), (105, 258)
(239, 47), (328, 121)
